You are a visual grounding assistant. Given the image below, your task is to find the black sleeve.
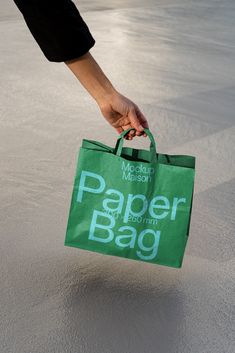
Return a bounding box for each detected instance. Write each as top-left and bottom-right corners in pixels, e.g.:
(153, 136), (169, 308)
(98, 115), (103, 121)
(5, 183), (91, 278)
(13, 0), (96, 62)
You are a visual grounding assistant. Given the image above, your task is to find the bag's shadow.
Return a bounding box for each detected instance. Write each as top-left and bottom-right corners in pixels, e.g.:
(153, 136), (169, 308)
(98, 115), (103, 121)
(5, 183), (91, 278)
(61, 254), (184, 353)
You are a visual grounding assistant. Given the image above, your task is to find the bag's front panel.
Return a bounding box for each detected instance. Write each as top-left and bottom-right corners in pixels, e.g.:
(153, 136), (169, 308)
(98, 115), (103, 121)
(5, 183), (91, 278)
(65, 148), (195, 268)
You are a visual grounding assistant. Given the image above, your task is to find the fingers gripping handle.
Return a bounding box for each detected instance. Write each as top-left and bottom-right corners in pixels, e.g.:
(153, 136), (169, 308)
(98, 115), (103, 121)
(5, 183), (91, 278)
(115, 128), (157, 162)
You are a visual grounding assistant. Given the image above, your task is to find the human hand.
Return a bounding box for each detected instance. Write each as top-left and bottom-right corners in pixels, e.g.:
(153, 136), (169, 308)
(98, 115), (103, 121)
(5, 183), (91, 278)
(98, 91), (149, 140)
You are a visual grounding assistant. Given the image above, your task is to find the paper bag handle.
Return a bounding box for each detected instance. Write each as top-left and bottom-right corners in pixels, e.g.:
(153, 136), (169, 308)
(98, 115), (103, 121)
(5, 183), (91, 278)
(114, 128), (157, 162)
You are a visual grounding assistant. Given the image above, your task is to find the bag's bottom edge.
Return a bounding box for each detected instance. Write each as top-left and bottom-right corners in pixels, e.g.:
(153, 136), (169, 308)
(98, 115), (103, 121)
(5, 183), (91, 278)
(64, 241), (183, 269)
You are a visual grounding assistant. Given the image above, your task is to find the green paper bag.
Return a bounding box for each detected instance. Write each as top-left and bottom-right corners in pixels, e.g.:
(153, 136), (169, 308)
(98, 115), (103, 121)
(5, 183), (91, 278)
(65, 128), (195, 268)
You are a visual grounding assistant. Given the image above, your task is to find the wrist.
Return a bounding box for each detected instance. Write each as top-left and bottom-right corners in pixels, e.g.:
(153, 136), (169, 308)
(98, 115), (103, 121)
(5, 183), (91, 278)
(94, 82), (118, 106)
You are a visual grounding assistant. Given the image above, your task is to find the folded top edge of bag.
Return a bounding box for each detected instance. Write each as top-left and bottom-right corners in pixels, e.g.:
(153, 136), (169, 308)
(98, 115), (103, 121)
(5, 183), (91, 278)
(81, 139), (196, 169)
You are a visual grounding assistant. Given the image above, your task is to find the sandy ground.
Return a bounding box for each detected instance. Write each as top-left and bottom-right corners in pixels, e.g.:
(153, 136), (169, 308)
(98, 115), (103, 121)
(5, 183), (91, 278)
(1, 0), (235, 352)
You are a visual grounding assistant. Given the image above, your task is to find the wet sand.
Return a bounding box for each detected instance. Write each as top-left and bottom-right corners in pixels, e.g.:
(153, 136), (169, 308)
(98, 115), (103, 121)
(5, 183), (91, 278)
(0, 1), (234, 352)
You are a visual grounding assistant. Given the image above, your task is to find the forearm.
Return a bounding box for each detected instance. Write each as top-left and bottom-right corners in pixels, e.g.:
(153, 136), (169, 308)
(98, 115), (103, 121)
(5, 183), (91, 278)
(65, 52), (117, 105)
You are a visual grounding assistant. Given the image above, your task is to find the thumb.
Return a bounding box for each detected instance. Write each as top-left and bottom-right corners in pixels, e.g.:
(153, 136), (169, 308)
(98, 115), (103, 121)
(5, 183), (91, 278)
(129, 107), (144, 133)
